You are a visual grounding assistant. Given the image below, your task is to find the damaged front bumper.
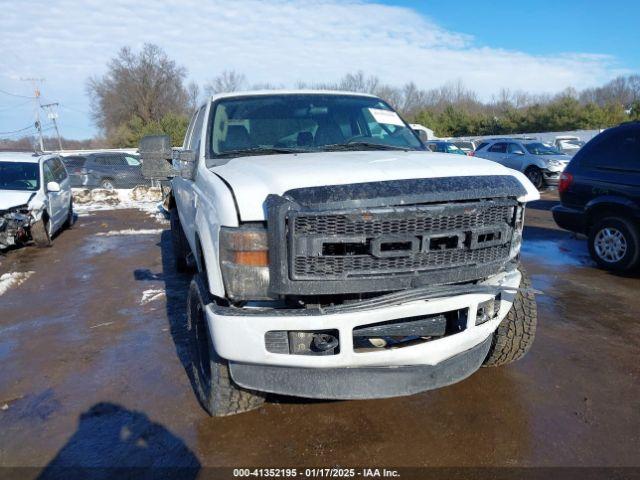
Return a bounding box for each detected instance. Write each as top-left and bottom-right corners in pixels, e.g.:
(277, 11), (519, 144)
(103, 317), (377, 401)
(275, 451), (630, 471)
(205, 268), (522, 399)
(0, 207), (31, 249)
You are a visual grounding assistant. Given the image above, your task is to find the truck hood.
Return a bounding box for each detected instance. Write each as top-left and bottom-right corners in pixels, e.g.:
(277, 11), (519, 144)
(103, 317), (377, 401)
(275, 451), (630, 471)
(0, 190), (35, 211)
(211, 151), (539, 221)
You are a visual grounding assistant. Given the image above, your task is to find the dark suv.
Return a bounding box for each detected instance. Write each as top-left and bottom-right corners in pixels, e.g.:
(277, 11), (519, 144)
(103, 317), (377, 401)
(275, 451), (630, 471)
(62, 152), (144, 189)
(552, 122), (640, 272)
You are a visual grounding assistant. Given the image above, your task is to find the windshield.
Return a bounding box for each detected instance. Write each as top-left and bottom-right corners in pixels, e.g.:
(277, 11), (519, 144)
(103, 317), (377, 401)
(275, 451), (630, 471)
(525, 143), (564, 155)
(209, 94), (422, 159)
(0, 161), (40, 191)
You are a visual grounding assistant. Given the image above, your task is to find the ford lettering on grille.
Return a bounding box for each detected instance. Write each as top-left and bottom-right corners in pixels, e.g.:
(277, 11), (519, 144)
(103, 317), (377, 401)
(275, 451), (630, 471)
(288, 200), (517, 281)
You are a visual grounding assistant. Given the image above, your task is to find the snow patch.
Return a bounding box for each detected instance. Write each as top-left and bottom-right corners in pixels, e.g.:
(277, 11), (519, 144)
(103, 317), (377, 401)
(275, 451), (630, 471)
(95, 229), (164, 237)
(73, 187), (168, 224)
(0, 271), (34, 296)
(141, 289), (165, 305)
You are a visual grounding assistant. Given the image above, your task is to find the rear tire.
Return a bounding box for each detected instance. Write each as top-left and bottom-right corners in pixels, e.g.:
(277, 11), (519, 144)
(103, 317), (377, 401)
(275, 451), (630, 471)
(588, 216), (640, 273)
(187, 274), (265, 417)
(31, 216), (52, 248)
(170, 208), (191, 272)
(483, 269), (537, 367)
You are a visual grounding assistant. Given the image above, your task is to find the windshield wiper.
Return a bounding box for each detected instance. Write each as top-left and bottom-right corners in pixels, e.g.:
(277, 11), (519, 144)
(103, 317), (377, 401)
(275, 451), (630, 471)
(319, 142), (413, 152)
(215, 147), (310, 158)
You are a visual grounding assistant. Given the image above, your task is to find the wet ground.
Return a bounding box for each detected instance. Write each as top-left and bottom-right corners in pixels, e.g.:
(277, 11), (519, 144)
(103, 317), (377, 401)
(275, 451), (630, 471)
(0, 191), (639, 476)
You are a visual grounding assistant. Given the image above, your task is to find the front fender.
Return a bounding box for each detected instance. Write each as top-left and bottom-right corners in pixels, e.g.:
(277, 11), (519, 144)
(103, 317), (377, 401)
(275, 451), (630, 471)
(193, 169), (242, 298)
(27, 196), (47, 222)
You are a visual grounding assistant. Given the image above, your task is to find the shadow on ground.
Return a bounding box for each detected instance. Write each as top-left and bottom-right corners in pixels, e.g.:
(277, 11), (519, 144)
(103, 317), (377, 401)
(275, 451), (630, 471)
(37, 402), (200, 480)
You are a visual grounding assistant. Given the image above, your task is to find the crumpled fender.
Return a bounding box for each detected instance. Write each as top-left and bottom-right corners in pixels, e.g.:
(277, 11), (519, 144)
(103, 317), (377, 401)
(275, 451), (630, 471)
(27, 194), (47, 222)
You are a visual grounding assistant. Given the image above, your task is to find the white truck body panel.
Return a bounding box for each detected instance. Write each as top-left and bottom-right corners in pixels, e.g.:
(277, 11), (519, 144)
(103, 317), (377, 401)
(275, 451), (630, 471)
(211, 151), (539, 221)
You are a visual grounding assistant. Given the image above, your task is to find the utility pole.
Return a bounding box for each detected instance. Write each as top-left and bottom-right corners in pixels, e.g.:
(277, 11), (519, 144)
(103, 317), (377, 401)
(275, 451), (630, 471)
(21, 77), (45, 152)
(41, 102), (63, 151)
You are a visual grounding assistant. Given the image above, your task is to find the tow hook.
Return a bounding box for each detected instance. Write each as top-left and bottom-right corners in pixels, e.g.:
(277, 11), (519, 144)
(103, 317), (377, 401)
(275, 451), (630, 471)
(312, 333), (339, 352)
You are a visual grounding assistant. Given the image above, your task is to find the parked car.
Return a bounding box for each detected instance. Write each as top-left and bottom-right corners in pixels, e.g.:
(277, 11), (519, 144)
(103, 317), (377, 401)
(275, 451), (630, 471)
(60, 155), (88, 187)
(474, 139), (571, 189)
(425, 140), (468, 155)
(139, 90), (539, 416)
(554, 136), (586, 156)
(409, 123), (436, 142)
(552, 122), (640, 272)
(0, 152), (73, 249)
(62, 152), (145, 189)
(450, 140), (477, 153)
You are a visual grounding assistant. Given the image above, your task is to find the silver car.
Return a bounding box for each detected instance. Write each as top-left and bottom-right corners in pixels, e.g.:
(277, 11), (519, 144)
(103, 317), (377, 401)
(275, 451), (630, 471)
(474, 139), (571, 189)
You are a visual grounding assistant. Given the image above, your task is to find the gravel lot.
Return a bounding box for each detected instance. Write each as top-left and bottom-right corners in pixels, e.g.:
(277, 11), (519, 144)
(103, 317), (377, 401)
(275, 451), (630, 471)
(0, 191), (638, 475)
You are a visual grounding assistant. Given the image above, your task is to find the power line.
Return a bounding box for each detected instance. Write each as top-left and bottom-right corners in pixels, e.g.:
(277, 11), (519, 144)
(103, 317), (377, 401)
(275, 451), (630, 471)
(0, 124), (35, 135)
(0, 88), (35, 99)
(0, 100), (32, 113)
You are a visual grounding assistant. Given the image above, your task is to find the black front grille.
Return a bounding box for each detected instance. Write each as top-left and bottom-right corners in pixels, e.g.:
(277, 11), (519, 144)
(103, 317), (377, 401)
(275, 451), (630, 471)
(288, 200), (516, 281)
(266, 176), (526, 295)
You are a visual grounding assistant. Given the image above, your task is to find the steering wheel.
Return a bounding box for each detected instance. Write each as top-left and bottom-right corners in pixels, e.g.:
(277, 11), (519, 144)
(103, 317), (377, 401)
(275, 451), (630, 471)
(11, 180), (32, 189)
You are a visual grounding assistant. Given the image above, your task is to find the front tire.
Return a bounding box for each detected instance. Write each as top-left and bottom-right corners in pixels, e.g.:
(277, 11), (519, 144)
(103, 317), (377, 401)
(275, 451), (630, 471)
(588, 216), (640, 273)
(170, 208), (191, 272)
(187, 274), (265, 417)
(483, 269), (537, 367)
(31, 216), (52, 248)
(524, 166), (544, 190)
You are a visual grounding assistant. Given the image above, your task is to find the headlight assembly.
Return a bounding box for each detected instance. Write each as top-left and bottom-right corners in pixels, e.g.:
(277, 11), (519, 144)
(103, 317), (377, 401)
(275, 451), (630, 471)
(219, 225), (271, 300)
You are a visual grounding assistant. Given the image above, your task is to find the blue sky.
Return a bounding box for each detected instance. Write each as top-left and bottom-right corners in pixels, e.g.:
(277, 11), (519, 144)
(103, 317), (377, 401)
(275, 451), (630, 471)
(386, 0), (640, 70)
(1, 0), (638, 140)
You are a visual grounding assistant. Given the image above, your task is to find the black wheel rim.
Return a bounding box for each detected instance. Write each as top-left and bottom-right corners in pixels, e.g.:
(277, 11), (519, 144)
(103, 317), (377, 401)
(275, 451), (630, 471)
(527, 169), (542, 189)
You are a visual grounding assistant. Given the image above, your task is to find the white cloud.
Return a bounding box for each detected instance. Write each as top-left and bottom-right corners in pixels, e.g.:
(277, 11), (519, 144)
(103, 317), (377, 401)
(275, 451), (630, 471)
(0, 0), (628, 138)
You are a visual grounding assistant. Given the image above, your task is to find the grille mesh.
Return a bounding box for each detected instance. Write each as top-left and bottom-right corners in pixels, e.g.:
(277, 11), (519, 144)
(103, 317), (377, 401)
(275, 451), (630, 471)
(294, 245), (509, 278)
(288, 202), (516, 281)
(294, 205), (513, 236)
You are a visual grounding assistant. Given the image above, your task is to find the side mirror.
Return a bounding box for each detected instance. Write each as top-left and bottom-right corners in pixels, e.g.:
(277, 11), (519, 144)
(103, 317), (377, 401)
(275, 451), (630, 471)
(176, 150), (197, 180)
(140, 135), (175, 180)
(46, 181), (61, 192)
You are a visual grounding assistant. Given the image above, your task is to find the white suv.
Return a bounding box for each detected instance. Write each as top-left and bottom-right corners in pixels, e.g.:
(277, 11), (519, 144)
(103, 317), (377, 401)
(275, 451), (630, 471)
(0, 153), (73, 249)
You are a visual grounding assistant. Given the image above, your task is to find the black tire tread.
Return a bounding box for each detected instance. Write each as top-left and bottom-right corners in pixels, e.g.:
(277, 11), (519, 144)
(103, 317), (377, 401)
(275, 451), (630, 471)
(31, 217), (52, 248)
(187, 274), (265, 416)
(524, 166), (544, 190)
(483, 269), (537, 367)
(170, 208), (191, 272)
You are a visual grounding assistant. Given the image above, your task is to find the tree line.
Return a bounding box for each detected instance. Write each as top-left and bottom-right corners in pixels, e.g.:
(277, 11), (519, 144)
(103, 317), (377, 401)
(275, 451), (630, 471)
(13, 43), (639, 150)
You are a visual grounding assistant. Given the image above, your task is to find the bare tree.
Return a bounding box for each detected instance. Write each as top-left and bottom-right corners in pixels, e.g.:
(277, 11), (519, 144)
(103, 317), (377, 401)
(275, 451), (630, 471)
(86, 44), (191, 139)
(187, 81), (201, 112)
(204, 70), (246, 95)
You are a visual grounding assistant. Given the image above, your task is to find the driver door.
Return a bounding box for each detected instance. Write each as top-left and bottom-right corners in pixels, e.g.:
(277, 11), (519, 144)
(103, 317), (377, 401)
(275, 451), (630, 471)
(173, 106), (206, 249)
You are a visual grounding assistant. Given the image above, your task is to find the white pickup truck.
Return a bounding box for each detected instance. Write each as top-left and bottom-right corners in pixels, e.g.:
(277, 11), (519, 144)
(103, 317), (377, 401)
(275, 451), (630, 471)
(140, 90), (540, 417)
